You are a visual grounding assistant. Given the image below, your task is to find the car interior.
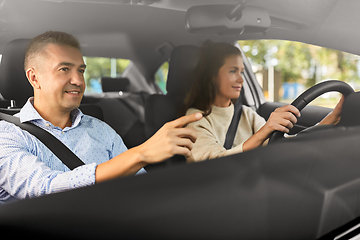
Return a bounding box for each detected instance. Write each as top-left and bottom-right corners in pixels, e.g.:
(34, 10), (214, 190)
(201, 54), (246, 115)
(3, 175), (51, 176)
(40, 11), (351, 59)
(0, 0), (360, 239)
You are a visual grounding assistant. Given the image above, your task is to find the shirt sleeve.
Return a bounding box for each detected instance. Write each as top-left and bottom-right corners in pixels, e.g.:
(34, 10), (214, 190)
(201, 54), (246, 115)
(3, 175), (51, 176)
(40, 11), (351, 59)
(104, 121), (146, 175)
(0, 122), (97, 200)
(248, 107), (267, 146)
(251, 109), (267, 133)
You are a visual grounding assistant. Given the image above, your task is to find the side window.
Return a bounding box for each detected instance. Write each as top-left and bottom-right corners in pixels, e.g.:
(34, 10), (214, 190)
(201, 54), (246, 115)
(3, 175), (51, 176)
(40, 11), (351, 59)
(83, 57), (130, 93)
(239, 40), (360, 108)
(155, 61), (169, 94)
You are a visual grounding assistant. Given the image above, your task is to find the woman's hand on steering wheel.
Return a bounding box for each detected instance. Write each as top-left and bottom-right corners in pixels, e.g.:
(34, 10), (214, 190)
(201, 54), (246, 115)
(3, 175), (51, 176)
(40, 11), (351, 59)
(268, 80), (354, 144)
(242, 105), (300, 152)
(262, 104), (300, 137)
(318, 95), (345, 125)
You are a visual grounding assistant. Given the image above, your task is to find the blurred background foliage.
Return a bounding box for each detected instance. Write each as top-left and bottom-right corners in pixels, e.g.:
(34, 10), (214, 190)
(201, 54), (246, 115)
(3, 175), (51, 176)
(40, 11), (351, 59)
(83, 57), (130, 93)
(239, 40), (360, 107)
(239, 40), (360, 87)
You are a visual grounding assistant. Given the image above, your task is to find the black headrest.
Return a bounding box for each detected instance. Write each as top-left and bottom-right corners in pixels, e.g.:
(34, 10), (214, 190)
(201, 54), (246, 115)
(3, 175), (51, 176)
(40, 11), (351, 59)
(166, 45), (199, 103)
(337, 91), (360, 127)
(0, 39), (33, 101)
(101, 77), (130, 92)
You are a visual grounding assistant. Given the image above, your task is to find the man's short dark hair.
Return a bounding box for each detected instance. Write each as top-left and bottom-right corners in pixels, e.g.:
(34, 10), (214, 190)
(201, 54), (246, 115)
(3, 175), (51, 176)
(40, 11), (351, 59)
(24, 31), (81, 70)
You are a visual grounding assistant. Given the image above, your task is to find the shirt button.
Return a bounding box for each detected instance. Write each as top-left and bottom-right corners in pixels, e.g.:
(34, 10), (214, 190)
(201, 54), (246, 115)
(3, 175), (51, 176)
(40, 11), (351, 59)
(45, 123), (50, 127)
(62, 131), (65, 135)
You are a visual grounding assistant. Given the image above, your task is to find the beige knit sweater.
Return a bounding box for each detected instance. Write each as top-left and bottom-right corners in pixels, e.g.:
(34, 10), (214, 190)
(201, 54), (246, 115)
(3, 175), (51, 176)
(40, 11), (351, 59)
(186, 104), (266, 162)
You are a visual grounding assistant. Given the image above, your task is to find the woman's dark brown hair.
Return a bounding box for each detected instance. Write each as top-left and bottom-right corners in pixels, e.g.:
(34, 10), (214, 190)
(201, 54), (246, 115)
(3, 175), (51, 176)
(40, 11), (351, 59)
(180, 40), (242, 117)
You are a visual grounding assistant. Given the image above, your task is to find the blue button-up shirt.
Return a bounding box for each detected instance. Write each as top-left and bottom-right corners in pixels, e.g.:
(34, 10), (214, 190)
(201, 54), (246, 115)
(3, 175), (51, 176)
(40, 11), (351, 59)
(0, 98), (144, 203)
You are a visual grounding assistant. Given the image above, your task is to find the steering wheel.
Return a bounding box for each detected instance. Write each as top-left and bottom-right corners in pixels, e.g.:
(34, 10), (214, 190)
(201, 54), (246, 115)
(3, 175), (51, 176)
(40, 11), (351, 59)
(268, 80), (354, 144)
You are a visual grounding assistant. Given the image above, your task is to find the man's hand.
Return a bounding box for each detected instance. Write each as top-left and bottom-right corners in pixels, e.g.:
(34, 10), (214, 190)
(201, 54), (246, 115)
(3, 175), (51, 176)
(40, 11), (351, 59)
(135, 112), (203, 164)
(95, 113), (202, 182)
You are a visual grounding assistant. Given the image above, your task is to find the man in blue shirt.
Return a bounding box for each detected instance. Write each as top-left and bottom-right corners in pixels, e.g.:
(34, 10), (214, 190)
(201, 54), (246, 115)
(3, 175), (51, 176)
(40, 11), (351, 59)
(0, 31), (202, 203)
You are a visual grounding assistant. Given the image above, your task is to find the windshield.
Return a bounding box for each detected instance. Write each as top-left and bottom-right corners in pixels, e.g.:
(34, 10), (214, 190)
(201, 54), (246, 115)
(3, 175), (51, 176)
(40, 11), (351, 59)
(239, 40), (360, 108)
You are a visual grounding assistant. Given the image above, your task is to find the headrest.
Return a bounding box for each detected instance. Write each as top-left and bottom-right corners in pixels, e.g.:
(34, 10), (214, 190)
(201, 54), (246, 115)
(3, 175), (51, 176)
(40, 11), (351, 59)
(337, 91), (360, 127)
(0, 39), (33, 101)
(101, 77), (130, 92)
(166, 45), (200, 102)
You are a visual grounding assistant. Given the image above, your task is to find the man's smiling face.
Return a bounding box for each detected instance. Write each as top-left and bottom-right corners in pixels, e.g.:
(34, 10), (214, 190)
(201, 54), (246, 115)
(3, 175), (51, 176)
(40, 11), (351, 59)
(32, 43), (86, 114)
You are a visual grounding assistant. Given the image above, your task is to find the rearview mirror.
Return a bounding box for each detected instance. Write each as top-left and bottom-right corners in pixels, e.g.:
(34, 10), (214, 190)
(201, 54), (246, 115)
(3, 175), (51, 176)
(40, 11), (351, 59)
(185, 4), (271, 35)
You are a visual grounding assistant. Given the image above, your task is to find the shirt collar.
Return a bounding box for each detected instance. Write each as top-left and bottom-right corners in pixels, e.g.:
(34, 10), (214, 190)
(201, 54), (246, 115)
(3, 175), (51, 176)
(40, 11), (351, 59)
(17, 97), (84, 128)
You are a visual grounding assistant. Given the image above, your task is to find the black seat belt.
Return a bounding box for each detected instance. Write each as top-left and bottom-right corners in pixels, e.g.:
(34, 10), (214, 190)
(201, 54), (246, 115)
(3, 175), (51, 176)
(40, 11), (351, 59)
(223, 95), (243, 150)
(0, 112), (85, 170)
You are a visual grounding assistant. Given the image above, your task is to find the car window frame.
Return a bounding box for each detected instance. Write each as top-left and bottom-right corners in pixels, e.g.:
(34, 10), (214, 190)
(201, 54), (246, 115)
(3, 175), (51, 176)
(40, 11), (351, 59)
(236, 42), (265, 110)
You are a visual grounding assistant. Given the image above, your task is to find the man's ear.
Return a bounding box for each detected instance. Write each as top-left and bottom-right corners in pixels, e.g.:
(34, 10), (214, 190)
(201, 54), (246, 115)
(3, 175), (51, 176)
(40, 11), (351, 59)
(26, 68), (40, 89)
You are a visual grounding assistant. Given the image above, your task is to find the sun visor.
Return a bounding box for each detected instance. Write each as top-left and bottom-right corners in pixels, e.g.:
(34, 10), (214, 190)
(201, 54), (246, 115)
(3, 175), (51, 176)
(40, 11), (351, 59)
(185, 4), (271, 35)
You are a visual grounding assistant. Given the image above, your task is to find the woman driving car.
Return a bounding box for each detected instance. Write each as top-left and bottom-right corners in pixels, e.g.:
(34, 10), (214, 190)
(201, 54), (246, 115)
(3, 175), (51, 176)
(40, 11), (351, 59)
(181, 41), (344, 161)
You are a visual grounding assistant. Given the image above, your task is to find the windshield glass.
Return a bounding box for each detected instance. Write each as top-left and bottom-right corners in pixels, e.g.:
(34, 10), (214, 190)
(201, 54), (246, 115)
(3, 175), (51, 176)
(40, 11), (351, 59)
(239, 40), (360, 108)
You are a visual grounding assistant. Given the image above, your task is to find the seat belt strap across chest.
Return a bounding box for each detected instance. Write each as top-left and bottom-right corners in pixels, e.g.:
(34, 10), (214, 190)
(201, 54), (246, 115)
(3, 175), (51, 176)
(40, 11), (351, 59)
(223, 96), (243, 150)
(0, 112), (85, 170)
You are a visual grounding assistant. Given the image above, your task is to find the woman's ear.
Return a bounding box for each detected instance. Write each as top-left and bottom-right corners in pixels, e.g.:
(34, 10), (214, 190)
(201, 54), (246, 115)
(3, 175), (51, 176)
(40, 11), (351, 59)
(26, 68), (40, 89)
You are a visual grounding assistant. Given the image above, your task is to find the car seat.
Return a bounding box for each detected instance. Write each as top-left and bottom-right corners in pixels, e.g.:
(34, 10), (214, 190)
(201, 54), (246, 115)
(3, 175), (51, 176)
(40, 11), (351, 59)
(0, 39), (32, 110)
(101, 77), (130, 93)
(145, 45), (200, 138)
(337, 91), (360, 127)
(144, 45), (200, 170)
(88, 76), (148, 148)
(0, 38), (104, 120)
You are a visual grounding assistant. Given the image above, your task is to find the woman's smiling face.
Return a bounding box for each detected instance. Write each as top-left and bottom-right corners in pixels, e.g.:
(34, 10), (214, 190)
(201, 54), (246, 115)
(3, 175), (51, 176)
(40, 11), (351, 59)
(213, 54), (244, 107)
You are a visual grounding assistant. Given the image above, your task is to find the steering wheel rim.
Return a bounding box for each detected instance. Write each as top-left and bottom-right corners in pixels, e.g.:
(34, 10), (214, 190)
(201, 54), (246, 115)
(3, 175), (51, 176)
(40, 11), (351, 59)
(268, 80), (354, 144)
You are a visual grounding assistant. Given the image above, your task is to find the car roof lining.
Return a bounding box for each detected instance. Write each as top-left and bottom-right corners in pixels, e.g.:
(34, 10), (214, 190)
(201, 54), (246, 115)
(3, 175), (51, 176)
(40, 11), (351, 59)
(0, 0), (358, 77)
